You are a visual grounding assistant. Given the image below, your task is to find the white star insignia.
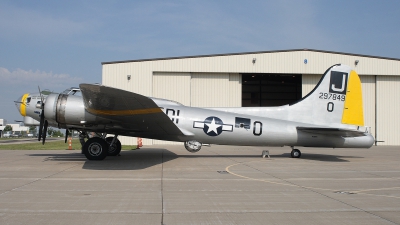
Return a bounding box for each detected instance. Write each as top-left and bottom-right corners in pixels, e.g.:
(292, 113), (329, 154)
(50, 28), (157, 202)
(206, 118), (221, 134)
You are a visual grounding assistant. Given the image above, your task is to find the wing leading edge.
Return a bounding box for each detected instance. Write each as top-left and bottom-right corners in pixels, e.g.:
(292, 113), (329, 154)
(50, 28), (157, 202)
(79, 83), (185, 137)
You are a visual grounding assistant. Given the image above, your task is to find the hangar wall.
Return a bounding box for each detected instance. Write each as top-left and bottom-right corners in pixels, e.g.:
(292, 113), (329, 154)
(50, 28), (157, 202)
(153, 72), (191, 105)
(360, 76), (376, 142)
(191, 73), (241, 107)
(377, 76), (400, 145)
(102, 49), (400, 146)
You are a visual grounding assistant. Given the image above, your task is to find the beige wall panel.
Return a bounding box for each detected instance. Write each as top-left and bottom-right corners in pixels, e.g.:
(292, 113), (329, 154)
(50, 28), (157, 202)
(105, 62), (153, 96)
(360, 75), (376, 137)
(191, 73), (241, 107)
(302, 74), (322, 97)
(376, 76), (400, 145)
(228, 73), (242, 107)
(153, 72), (191, 106)
(152, 72), (190, 145)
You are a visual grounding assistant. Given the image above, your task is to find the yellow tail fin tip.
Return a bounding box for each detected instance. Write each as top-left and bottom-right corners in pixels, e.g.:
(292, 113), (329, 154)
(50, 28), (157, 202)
(342, 70), (364, 126)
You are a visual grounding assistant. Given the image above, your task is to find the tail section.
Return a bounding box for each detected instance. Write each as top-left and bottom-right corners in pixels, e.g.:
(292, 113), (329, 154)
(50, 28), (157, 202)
(341, 70), (364, 126)
(290, 64), (364, 128)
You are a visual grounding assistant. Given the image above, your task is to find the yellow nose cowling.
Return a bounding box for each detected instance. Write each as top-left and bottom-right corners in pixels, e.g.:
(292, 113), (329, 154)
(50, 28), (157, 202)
(19, 93), (29, 116)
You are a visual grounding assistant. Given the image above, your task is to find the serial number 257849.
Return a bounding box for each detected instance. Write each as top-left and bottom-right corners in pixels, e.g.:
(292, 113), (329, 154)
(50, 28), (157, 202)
(319, 92), (345, 101)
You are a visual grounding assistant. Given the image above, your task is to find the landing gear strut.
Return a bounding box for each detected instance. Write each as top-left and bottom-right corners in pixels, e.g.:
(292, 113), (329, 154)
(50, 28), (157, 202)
(290, 146), (301, 158)
(79, 131), (89, 154)
(106, 136), (122, 156)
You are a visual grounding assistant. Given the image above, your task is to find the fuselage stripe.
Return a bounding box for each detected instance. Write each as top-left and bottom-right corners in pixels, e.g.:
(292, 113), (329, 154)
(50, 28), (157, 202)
(86, 107), (163, 116)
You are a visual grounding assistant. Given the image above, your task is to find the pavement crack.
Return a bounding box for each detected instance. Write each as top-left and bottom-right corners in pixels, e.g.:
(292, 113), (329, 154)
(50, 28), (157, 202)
(0, 163), (81, 196)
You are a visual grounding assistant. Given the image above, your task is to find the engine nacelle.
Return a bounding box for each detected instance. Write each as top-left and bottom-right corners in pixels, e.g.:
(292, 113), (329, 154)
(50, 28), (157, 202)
(184, 140), (202, 153)
(44, 93), (97, 127)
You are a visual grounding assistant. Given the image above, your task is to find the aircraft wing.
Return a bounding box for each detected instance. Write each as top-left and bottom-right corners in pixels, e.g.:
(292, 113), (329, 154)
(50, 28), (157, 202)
(297, 127), (367, 137)
(79, 83), (185, 137)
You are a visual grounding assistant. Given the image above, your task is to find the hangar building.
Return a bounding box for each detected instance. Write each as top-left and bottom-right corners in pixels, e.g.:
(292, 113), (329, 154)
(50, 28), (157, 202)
(102, 49), (400, 146)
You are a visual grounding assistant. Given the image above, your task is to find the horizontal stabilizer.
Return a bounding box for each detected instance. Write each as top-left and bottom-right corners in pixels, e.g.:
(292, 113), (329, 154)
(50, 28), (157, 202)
(297, 127), (367, 137)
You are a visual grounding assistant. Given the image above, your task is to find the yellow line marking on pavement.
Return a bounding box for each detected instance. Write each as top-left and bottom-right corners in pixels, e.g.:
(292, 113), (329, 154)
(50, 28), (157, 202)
(225, 160), (338, 192)
(225, 160), (400, 199)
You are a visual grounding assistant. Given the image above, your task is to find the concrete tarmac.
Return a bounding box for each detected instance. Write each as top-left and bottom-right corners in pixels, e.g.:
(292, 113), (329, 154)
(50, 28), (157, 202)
(0, 145), (400, 225)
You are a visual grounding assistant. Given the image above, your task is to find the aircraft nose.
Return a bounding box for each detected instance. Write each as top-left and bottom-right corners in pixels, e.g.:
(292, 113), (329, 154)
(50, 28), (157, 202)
(15, 93), (29, 116)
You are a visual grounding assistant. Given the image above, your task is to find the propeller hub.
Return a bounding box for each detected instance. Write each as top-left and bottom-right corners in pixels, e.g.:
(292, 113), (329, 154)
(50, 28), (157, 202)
(15, 93), (29, 116)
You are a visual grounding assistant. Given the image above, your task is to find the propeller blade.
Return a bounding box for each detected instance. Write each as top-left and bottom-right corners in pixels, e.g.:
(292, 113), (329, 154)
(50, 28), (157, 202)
(65, 129), (69, 143)
(38, 86), (44, 103)
(38, 111), (44, 141)
(37, 86), (45, 142)
(42, 120), (48, 145)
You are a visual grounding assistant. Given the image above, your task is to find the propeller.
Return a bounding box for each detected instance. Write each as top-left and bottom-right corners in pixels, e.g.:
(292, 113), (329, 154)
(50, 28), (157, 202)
(37, 86), (46, 142)
(42, 120), (48, 145)
(65, 129), (69, 143)
(38, 109), (44, 141)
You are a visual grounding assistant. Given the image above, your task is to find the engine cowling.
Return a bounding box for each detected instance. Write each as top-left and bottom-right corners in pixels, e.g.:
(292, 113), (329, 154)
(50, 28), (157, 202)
(184, 140), (202, 153)
(44, 93), (97, 128)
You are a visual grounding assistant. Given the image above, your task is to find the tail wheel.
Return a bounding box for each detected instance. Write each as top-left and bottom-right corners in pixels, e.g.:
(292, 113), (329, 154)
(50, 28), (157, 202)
(291, 149), (301, 158)
(106, 137), (122, 156)
(83, 137), (109, 160)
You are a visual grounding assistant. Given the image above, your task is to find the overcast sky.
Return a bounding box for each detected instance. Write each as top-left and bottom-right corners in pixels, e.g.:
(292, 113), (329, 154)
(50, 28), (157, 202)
(1, 0), (400, 124)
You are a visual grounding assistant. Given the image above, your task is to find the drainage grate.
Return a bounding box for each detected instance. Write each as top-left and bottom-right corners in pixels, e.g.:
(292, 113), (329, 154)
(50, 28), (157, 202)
(334, 191), (355, 195)
(217, 171), (229, 174)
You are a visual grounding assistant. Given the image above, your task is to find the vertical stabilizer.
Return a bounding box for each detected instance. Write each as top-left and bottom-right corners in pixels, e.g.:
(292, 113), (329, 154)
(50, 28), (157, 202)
(289, 64), (364, 128)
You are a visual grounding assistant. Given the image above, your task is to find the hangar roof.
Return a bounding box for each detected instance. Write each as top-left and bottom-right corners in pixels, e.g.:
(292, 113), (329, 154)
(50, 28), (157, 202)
(102, 48), (400, 65)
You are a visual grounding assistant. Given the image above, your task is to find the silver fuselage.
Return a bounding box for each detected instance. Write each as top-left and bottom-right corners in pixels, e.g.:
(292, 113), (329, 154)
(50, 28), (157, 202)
(153, 98), (374, 148)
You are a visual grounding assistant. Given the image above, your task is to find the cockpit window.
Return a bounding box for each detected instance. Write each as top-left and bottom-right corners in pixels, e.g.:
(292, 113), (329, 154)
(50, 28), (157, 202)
(72, 91), (82, 96)
(26, 97), (31, 103)
(62, 88), (81, 96)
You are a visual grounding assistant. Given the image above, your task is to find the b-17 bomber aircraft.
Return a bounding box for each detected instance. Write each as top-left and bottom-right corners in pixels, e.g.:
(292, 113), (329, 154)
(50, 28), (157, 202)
(15, 64), (374, 160)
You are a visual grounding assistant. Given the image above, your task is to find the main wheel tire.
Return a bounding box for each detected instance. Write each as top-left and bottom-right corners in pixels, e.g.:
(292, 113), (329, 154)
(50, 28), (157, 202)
(105, 137), (122, 156)
(83, 137), (109, 160)
(291, 149), (301, 158)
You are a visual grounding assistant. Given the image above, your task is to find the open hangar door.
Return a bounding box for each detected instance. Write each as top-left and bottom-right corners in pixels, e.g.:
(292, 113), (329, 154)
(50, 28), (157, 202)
(242, 73), (302, 107)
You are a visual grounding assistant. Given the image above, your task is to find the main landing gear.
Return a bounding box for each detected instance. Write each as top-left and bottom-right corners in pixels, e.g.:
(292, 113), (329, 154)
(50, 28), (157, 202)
(81, 133), (122, 160)
(83, 137), (109, 160)
(290, 146), (301, 158)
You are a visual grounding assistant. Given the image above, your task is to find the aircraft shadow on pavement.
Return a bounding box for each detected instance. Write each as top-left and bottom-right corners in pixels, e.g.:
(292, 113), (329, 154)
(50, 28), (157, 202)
(272, 153), (362, 162)
(28, 148), (178, 170)
(181, 153), (360, 162)
(26, 148), (361, 170)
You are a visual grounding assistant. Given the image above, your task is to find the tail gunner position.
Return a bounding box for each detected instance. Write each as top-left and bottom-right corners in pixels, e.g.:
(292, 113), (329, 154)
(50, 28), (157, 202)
(15, 64), (374, 160)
